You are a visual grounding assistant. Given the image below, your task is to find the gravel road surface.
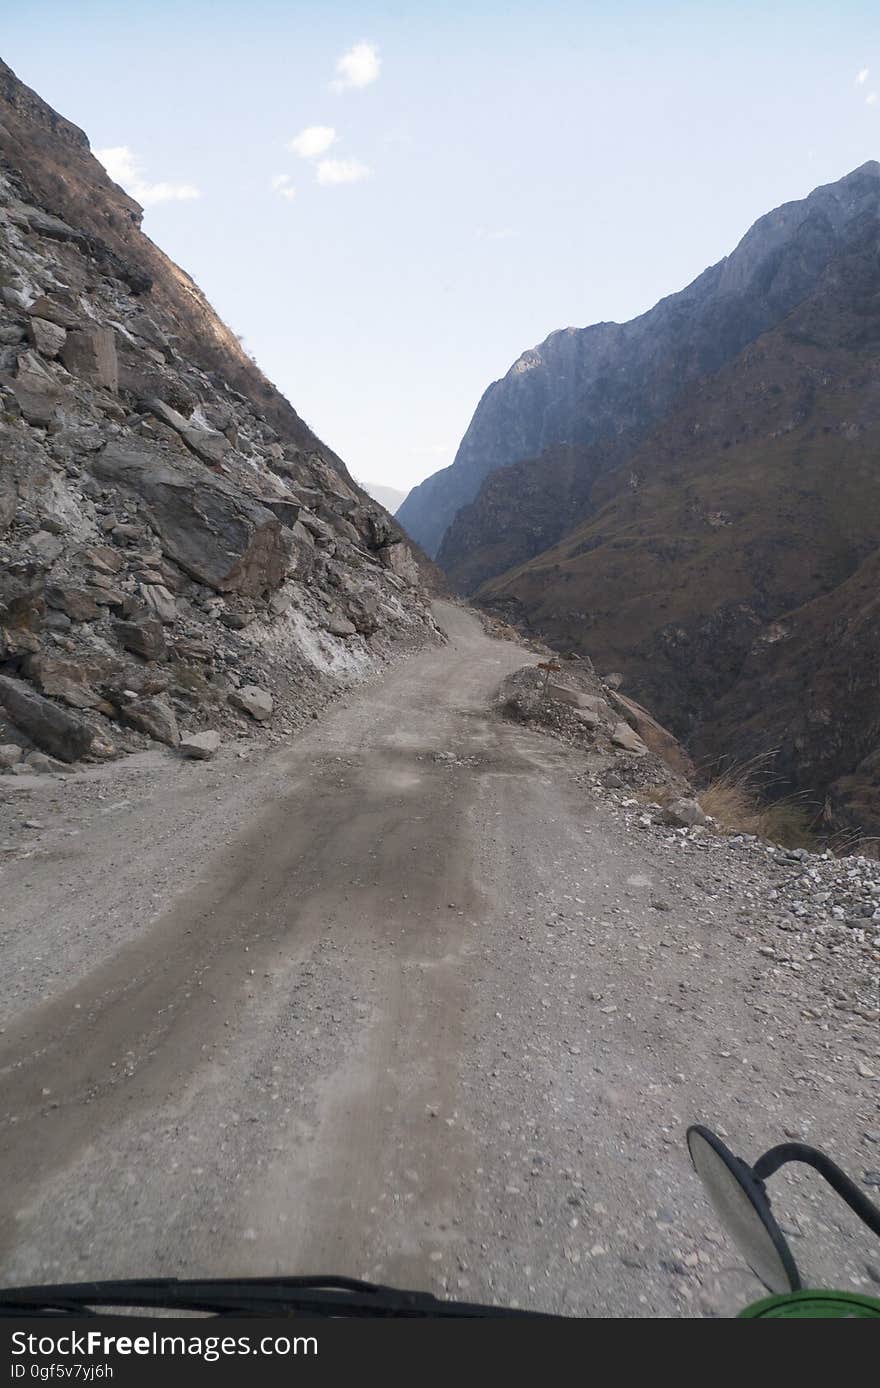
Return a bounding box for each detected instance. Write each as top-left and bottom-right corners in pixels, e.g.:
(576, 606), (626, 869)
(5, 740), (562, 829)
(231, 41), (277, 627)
(0, 602), (877, 1316)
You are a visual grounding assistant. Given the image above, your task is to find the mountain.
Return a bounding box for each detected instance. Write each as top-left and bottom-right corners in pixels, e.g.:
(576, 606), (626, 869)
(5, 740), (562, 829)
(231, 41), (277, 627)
(0, 58), (435, 768)
(398, 162), (880, 563)
(476, 213), (880, 835)
(359, 481), (407, 514)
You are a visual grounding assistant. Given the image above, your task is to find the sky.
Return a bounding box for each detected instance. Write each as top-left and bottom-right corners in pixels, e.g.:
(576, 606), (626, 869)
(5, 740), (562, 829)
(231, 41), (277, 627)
(4, 2), (880, 494)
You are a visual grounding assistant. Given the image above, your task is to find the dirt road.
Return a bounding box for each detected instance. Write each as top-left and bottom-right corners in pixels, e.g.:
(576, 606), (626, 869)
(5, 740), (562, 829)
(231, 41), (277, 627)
(0, 603), (876, 1316)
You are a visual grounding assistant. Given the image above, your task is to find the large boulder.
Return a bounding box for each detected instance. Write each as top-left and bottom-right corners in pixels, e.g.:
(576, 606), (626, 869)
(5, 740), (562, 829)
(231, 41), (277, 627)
(113, 617), (167, 661)
(27, 653), (114, 712)
(28, 317), (66, 358)
(546, 681), (590, 709)
(607, 691), (695, 780)
(378, 541), (419, 585)
(9, 350), (63, 424)
(229, 684), (273, 721)
(147, 399), (230, 465)
(611, 721), (649, 756)
(120, 696), (179, 746)
(45, 585), (101, 623)
(26, 295), (80, 329)
(662, 797), (708, 828)
(91, 441), (286, 597)
(0, 674), (94, 762)
(61, 325), (118, 392)
(179, 729), (220, 759)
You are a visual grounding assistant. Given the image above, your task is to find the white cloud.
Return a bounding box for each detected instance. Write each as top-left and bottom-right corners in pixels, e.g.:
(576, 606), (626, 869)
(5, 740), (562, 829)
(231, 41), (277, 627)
(271, 174), (297, 201)
(857, 67), (870, 84)
(476, 226), (516, 241)
(316, 157), (371, 185)
(289, 125), (337, 159)
(95, 146), (200, 206)
(331, 41), (380, 91)
(868, 91), (879, 105)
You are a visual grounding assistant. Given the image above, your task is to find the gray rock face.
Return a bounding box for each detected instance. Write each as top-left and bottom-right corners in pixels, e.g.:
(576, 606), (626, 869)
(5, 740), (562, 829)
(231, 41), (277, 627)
(0, 673), (94, 761)
(91, 441), (286, 597)
(398, 162), (880, 559)
(0, 56), (434, 766)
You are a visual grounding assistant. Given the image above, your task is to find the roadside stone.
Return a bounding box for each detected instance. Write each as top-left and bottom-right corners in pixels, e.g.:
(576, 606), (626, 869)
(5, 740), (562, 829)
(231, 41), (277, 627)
(0, 744), (24, 768)
(27, 653), (113, 712)
(0, 674), (94, 762)
(611, 721), (648, 755)
(546, 681), (590, 709)
(663, 798), (708, 828)
(24, 751), (65, 774)
(179, 730), (221, 760)
(229, 685), (274, 722)
(120, 696), (179, 746)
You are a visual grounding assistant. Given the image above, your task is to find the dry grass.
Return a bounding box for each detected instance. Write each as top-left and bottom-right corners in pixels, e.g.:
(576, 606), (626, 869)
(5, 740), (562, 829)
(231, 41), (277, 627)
(698, 754), (817, 848)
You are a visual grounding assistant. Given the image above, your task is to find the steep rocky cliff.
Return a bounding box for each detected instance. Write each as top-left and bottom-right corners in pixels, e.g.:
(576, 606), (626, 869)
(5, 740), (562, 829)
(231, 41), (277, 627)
(0, 58), (436, 769)
(477, 219), (880, 836)
(400, 162), (880, 563)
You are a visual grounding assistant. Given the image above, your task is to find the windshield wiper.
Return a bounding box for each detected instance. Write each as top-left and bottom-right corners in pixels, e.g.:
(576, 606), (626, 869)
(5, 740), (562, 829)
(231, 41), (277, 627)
(0, 1275), (556, 1318)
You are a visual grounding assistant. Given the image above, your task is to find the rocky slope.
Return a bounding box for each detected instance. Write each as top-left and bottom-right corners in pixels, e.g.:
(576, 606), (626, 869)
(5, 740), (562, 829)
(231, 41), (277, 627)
(398, 161), (880, 562)
(0, 58), (436, 771)
(477, 216), (880, 837)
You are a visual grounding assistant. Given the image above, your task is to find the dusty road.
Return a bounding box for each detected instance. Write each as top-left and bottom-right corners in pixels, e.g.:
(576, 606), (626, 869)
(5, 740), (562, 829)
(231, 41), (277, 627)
(0, 603), (876, 1316)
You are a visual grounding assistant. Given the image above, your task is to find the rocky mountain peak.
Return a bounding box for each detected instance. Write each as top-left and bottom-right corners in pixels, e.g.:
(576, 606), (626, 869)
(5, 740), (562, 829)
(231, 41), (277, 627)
(398, 161), (880, 559)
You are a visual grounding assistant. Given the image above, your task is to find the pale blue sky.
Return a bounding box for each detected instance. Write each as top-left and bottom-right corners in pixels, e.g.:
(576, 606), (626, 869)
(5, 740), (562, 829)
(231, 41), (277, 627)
(4, 2), (880, 490)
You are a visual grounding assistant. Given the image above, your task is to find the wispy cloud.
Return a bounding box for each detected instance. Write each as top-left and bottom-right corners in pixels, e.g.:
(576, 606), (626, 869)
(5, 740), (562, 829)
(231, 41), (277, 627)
(289, 125), (337, 159)
(271, 174), (297, 201)
(95, 146), (200, 206)
(316, 158), (371, 185)
(476, 226), (516, 241)
(331, 41), (380, 91)
(868, 91), (879, 105)
(857, 67), (870, 84)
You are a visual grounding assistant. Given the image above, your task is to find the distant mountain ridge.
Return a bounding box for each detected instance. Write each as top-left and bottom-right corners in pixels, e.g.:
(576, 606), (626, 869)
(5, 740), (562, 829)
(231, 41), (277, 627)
(359, 481), (407, 514)
(474, 208), (880, 835)
(398, 162), (880, 563)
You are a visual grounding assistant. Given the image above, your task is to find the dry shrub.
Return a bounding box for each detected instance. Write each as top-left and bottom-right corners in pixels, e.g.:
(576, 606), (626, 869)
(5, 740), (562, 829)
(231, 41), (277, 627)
(698, 753), (817, 848)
